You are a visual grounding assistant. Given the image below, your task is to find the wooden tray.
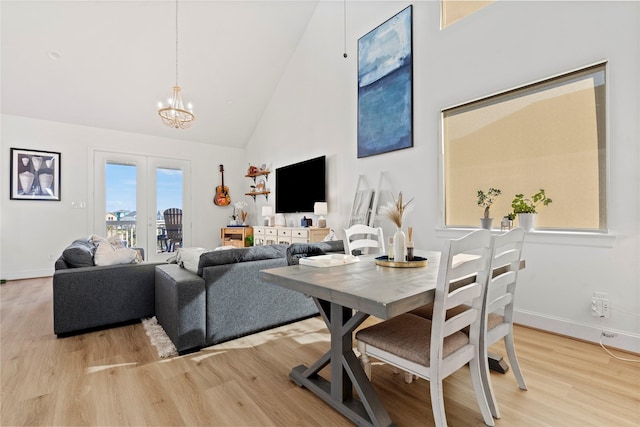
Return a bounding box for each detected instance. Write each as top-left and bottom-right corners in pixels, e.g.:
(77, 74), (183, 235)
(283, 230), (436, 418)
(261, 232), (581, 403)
(375, 255), (428, 268)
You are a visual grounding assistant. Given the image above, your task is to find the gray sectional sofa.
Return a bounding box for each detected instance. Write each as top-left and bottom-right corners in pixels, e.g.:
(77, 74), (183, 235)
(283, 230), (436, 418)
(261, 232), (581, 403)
(53, 238), (162, 335)
(53, 237), (342, 354)
(155, 241), (343, 354)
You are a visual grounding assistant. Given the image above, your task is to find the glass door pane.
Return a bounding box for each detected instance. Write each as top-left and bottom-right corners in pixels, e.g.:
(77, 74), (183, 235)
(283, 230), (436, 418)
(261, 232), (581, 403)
(93, 150), (189, 263)
(105, 162), (138, 247)
(156, 167), (183, 254)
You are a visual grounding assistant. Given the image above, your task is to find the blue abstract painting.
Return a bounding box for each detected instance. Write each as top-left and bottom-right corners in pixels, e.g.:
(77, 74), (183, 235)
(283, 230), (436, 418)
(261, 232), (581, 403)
(358, 6), (413, 158)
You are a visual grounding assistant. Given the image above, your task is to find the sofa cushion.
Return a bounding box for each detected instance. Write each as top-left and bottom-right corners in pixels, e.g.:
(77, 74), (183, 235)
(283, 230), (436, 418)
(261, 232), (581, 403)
(61, 239), (96, 268)
(197, 244), (288, 276)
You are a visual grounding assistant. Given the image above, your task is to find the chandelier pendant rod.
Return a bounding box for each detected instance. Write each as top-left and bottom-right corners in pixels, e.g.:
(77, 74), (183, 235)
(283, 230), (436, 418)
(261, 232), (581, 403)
(175, 0), (179, 87)
(343, 0), (348, 58)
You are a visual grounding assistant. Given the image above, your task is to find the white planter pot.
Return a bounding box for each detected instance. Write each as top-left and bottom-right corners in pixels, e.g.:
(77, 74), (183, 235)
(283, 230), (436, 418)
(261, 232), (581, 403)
(479, 218), (493, 230)
(518, 213), (536, 231)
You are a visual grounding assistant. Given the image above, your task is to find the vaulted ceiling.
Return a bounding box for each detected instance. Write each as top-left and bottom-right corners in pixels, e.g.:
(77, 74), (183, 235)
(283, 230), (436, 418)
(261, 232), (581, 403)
(1, 1), (320, 147)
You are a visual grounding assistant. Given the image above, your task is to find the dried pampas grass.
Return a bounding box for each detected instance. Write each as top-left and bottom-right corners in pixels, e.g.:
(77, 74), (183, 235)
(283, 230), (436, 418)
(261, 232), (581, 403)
(380, 192), (414, 228)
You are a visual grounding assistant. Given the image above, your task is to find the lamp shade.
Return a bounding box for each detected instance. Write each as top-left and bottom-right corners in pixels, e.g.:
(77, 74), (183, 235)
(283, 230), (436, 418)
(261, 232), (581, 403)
(262, 206), (274, 217)
(314, 202), (328, 216)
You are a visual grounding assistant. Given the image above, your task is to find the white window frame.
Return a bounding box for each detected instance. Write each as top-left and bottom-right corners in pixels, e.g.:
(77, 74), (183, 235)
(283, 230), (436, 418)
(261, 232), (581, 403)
(438, 61), (614, 247)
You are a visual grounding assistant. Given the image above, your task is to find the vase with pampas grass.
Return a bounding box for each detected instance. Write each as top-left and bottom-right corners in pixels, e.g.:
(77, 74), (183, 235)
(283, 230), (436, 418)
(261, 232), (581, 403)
(379, 192), (414, 262)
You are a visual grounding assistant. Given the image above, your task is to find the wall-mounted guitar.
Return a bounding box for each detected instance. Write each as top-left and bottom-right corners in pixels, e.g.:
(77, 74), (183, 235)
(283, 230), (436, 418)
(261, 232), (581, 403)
(214, 164), (231, 206)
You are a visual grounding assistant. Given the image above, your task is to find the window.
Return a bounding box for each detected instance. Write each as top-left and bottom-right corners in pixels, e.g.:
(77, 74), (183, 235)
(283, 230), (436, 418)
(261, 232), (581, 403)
(441, 0), (494, 29)
(442, 62), (607, 231)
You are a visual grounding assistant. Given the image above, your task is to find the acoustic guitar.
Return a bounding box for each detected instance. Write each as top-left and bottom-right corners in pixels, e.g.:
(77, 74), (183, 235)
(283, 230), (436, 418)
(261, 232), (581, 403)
(214, 164), (231, 206)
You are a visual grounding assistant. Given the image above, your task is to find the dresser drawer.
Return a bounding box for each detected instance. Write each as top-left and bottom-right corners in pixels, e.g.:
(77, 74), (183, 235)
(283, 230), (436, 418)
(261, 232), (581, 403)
(291, 228), (310, 239)
(278, 228), (291, 237)
(265, 227), (278, 237)
(254, 227), (266, 236)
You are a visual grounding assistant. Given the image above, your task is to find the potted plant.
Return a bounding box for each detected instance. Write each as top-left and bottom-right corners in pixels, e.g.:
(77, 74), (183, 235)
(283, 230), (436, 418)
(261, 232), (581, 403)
(511, 189), (552, 231)
(477, 187), (502, 229)
(501, 212), (516, 230)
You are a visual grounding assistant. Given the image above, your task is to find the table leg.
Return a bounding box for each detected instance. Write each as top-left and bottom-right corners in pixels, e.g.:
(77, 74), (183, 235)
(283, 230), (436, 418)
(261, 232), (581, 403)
(288, 298), (395, 427)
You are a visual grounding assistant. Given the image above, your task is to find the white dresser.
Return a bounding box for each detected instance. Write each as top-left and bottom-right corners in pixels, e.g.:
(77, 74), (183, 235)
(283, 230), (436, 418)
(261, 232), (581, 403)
(253, 226), (330, 246)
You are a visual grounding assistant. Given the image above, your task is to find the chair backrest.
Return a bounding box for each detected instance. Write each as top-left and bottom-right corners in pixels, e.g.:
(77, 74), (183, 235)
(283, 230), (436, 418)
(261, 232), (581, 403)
(342, 224), (385, 256)
(163, 208), (183, 241)
(485, 227), (525, 344)
(431, 229), (492, 376)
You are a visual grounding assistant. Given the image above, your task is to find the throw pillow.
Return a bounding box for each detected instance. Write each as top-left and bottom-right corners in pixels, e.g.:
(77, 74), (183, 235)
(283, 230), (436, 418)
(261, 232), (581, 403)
(90, 234), (126, 248)
(176, 247), (208, 273)
(61, 238), (96, 268)
(94, 239), (138, 266)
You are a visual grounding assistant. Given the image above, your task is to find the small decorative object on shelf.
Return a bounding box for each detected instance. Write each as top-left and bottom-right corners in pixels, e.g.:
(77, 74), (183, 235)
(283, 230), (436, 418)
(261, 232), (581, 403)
(379, 192), (414, 262)
(501, 213), (515, 231)
(245, 165), (270, 201)
(477, 187), (502, 230)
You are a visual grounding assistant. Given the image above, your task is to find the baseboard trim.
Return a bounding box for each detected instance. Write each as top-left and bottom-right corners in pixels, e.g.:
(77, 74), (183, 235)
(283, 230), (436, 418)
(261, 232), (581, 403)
(2, 269), (53, 281)
(514, 309), (640, 355)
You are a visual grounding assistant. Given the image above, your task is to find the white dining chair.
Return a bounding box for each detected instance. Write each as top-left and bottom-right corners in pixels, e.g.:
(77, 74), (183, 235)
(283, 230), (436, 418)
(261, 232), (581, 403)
(356, 229), (495, 427)
(343, 224), (385, 256)
(479, 227), (528, 418)
(409, 227), (528, 419)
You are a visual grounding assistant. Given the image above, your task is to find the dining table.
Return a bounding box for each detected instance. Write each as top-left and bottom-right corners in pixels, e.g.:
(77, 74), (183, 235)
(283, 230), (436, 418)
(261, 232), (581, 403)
(260, 250), (523, 427)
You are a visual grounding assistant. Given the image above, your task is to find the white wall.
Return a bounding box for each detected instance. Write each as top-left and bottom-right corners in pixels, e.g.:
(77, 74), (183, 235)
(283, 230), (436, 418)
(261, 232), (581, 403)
(1, 1), (637, 353)
(245, 1), (640, 352)
(0, 115), (248, 278)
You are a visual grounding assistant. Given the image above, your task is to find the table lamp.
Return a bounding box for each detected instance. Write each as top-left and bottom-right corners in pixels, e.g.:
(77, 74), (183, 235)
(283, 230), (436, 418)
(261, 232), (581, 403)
(261, 206), (274, 226)
(314, 202), (328, 228)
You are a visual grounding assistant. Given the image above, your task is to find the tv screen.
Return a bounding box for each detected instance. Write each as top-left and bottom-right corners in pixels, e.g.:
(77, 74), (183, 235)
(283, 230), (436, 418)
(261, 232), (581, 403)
(275, 156), (326, 213)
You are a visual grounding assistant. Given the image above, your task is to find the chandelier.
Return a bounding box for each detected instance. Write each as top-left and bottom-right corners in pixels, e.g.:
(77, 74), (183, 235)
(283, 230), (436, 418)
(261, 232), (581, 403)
(158, 0), (195, 129)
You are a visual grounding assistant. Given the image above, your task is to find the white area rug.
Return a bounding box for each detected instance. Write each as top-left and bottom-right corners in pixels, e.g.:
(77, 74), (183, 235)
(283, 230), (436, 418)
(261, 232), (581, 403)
(142, 317), (178, 358)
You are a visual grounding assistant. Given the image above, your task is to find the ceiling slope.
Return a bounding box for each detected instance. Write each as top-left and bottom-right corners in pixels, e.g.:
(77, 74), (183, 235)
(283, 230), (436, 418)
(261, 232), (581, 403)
(1, 1), (319, 147)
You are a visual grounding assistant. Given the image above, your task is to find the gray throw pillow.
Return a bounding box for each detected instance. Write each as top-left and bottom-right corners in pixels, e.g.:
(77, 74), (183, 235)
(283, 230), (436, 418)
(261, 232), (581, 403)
(61, 238), (96, 268)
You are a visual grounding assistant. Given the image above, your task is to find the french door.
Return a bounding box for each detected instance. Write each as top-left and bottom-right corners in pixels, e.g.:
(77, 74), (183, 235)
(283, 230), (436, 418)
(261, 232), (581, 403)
(92, 150), (190, 263)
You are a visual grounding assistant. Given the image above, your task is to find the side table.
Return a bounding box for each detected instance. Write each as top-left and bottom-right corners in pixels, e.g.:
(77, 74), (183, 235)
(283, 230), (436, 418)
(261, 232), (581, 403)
(220, 226), (254, 248)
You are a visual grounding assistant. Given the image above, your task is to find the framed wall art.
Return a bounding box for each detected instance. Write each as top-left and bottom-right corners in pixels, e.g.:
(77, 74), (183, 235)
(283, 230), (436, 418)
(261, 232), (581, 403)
(10, 148), (61, 201)
(357, 5), (413, 158)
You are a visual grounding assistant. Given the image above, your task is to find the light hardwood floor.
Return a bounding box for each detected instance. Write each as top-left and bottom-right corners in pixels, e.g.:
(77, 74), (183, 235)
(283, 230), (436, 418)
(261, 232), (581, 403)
(1, 276), (639, 426)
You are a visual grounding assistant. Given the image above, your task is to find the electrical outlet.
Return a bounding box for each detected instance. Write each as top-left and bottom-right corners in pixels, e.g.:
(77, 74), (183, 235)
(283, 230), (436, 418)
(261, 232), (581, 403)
(591, 293), (610, 318)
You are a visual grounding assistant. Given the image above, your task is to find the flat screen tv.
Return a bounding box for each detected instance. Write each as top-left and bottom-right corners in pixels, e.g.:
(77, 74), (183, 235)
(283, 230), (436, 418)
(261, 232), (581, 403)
(275, 156), (326, 213)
